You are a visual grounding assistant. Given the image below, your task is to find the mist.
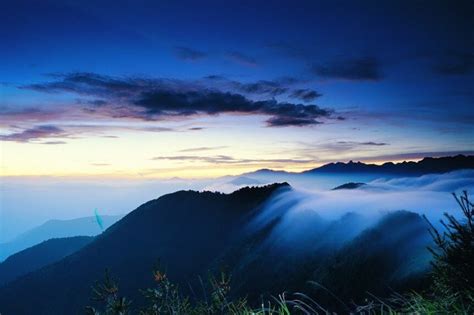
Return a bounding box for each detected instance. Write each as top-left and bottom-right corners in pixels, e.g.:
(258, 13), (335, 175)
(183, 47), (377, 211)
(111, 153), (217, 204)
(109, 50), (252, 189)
(246, 170), (474, 252)
(1, 170), (472, 243)
(0, 177), (211, 242)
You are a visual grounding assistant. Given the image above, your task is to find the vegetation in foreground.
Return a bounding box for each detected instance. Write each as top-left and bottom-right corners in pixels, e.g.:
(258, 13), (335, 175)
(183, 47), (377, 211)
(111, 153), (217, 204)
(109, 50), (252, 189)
(86, 192), (474, 314)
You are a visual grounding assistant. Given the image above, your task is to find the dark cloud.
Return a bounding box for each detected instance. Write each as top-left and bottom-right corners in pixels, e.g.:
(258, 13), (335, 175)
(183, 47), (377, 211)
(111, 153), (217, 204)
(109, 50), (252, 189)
(134, 90), (332, 127)
(204, 75), (226, 80)
(26, 72), (145, 97)
(359, 141), (388, 146)
(312, 57), (383, 81)
(226, 51), (258, 66)
(289, 89), (322, 102)
(87, 99), (108, 106)
(203, 76), (289, 96)
(173, 46), (207, 61)
(188, 127), (204, 131)
(0, 125), (67, 142)
(24, 72), (336, 127)
(233, 80), (288, 96)
(266, 116), (322, 127)
(434, 52), (474, 75)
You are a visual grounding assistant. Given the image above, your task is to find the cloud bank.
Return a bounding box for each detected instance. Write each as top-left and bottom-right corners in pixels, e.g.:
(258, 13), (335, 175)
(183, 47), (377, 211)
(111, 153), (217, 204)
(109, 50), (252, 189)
(23, 72), (335, 128)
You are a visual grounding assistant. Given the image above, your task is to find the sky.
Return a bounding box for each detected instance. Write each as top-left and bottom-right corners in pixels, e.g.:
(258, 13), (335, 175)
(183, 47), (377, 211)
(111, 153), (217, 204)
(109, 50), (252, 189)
(1, 0), (474, 178)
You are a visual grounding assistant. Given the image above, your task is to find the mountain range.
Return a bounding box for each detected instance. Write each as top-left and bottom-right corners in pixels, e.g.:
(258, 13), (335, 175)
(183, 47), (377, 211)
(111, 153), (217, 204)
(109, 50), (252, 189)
(0, 236), (93, 287)
(245, 154), (474, 177)
(0, 183), (434, 314)
(0, 215), (122, 261)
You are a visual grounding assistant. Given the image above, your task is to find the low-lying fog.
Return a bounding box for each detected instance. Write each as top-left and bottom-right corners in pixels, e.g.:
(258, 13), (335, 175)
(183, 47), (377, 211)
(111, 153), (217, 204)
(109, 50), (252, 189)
(1, 170), (472, 243)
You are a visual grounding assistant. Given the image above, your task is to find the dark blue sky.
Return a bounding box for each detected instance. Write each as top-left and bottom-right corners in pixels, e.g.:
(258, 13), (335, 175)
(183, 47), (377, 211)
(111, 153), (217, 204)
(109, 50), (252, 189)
(1, 0), (473, 177)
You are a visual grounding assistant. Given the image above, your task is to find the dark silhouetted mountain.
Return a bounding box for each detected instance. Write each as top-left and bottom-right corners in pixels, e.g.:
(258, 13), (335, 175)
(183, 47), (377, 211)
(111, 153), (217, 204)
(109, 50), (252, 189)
(0, 183), (290, 315)
(0, 215), (122, 261)
(304, 155), (474, 175)
(245, 155), (474, 178)
(243, 168), (293, 177)
(0, 183), (434, 314)
(0, 236), (93, 287)
(332, 182), (366, 190)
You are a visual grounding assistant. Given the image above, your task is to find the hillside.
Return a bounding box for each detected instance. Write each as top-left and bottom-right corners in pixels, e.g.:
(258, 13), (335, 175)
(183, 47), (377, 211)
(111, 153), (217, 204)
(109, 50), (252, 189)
(0, 236), (93, 287)
(0, 183), (289, 314)
(0, 215), (122, 261)
(0, 183), (436, 314)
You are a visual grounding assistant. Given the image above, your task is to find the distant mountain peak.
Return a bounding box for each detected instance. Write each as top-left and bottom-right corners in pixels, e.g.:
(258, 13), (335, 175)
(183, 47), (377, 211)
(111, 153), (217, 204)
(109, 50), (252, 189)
(332, 182), (366, 190)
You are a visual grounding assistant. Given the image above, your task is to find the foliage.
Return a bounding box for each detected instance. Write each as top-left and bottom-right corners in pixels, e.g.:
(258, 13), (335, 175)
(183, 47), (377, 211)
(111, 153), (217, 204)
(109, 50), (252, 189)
(87, 192), (474, 314)
(86, 268), (293, 315)
(425, 191), (474, 300)
(85, 270), (132, 315)
(357, 191), (474, 314)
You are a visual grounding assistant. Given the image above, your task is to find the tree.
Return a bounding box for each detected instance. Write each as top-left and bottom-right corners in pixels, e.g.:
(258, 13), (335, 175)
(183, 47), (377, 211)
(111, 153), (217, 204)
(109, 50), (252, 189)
(424, 191), (474, 308)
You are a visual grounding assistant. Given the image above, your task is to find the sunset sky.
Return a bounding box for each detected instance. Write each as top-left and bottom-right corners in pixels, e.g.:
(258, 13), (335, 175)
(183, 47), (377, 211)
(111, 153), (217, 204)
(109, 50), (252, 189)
(1, 0), (473, 178)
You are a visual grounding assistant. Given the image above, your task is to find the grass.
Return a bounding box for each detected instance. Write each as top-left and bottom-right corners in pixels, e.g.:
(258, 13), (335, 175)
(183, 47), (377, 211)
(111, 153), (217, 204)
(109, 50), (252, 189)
(86, 192), (474, 314)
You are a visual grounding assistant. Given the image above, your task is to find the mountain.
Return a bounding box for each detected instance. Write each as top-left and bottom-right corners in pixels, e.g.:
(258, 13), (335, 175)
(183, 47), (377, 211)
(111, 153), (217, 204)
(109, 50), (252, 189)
(0, 215), (122, 261)
(332, 182), (366, 190)
(0, 183), (289, 315)
(0, 236), (93, 287)
(228, 176), (262, 186)
(244, 155), (474, 178)
(303, 155), (474, 175)
(0, 183), (434, 314)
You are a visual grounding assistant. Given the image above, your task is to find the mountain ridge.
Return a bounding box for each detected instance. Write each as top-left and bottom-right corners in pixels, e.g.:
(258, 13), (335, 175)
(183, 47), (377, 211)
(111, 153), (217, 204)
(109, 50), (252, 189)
(244, 155), (474, 177)
(0, 215), (122, 261)
(0, 236), (93, 287)
(0, 183), (290, 314)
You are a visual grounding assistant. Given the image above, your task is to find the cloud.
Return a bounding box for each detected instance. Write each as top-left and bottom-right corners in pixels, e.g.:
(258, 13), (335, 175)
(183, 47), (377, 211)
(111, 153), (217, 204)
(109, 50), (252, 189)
(152, 154), (312, 165)
(203, 76), (292, 97)
(0, 107), (65, 124)
(0, 125), (67, 142)
(289, 89), (322, 102)
(312, 57), (383, 81)
(41, 141), (67, 145)
(299, 140), (390, 154)
(341, 141), (388, 146)
(24, 72), (336, 127)
(233, 80), (288, 96)
(266, 116), (322, 127)
(433, 52), (474, 75)
(226, 51), (258, 66)
(173, 46), (207, 61)
(179, 146), (228, 153)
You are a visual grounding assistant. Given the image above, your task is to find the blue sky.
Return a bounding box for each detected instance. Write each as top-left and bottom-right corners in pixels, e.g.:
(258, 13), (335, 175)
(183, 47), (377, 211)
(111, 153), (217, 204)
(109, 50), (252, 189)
(1, 0), (473, 177)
